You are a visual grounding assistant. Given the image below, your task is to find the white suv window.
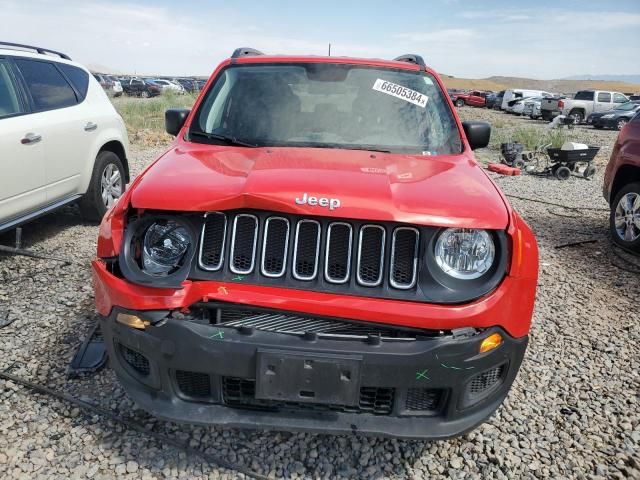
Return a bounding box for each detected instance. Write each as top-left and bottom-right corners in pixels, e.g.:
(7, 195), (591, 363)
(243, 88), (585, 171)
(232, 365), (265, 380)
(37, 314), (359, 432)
(15, 59), (77, 111)
(613, 93), (627, 103)
(0, 59), (22, 118)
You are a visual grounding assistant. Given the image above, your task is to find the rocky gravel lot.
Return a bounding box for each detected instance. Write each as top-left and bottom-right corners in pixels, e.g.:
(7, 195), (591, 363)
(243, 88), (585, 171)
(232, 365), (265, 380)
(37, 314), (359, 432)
(1, 111), (639, 479)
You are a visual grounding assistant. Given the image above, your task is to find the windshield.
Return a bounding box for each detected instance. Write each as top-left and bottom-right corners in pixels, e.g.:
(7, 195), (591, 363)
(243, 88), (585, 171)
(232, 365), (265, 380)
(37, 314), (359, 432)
(191, 63), (462, 155)
(615, 102), (639, 111)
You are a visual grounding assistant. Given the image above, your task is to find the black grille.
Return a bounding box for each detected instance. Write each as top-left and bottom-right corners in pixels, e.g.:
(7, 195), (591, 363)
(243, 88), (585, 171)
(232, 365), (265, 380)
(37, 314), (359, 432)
(119, 344), (150, 376)
(357, 226), (385, 286)
(175, 370), (212, 399)
(325, 223), (352, 283)
(390, 228), (419, 288)
(223, 377), (395, 415)
(231, 214), (258, 273)
(468, 365), (505, 396)
(212, 305), (421, 339)
(406, 388), (442, 411)
(198, 212), (423, 293)
(261, 217), (289, 276)
(294, 220), (320, 280)
(199, 213), (226, 270)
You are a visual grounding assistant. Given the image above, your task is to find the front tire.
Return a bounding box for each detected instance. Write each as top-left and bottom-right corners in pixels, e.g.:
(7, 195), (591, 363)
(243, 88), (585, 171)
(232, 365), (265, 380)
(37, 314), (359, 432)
(610, 182), (640, 252)
(79, 151), (126, 223)
(455, 99), (464, 107)
(141, 90), (150, 98)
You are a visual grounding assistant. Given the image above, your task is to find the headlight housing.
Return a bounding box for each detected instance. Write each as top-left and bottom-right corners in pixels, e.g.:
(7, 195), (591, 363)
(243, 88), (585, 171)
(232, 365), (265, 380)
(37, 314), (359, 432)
(434, 228), (495, 280)
(119, 215), (197, 287)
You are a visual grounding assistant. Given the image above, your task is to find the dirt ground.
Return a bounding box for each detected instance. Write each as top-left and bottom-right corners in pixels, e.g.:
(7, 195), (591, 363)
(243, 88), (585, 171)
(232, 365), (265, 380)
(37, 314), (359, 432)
(0, 108), (638, 479)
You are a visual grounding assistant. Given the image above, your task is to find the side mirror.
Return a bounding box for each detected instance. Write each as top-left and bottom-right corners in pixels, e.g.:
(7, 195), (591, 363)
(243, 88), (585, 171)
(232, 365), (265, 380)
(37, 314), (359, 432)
(165, 108), (191, 136)
(462, 121), (491, 150)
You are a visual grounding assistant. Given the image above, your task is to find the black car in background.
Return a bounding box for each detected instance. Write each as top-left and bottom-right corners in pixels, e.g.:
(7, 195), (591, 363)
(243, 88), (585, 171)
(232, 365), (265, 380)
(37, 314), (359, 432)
(491, 90), (505, 110)
(120, 78), (162, 98)
(589, 101), (640, 130)
(485, 91), (499, 109)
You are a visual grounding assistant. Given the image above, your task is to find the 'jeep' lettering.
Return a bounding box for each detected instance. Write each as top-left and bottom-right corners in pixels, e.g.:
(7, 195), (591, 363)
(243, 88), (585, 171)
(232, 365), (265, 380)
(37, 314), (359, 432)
(295, 193), (341, 210)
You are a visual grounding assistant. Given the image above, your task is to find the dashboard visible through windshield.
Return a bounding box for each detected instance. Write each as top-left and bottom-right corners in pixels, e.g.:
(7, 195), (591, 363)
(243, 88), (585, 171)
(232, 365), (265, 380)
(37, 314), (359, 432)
(190, 63), (462, 155)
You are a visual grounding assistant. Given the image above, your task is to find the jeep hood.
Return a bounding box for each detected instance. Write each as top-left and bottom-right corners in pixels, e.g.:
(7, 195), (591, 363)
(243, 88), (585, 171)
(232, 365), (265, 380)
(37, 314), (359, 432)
(130, 144), (509, 229)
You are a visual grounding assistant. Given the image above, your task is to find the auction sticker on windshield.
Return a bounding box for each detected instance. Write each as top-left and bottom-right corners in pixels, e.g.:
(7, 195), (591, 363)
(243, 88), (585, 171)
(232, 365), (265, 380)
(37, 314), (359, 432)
(372, 79), (428, 108)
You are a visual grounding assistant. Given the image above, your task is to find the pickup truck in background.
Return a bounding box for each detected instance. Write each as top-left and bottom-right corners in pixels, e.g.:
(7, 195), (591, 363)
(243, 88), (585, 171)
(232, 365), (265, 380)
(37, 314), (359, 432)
(450, 90), (488, 107)
(540, 90), (629, 124)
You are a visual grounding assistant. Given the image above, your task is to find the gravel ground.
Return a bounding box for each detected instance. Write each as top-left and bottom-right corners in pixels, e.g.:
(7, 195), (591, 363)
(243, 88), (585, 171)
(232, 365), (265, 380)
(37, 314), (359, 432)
(0, 112), (639, 480)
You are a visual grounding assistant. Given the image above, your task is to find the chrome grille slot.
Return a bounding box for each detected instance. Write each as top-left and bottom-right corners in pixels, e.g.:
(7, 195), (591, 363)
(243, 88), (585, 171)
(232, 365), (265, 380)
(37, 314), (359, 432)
(293, 220), (321, 280)
(325, 222), (352, 284)
(261, 217), (289, 277)
(198, 212), (227, 271)
(357, 225), (385, 286)
(230, 214), (258, 274)
(390, 227), (419, 289)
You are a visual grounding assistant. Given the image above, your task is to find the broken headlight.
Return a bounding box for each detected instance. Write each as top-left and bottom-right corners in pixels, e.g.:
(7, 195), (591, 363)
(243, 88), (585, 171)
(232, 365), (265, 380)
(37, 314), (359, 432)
(434, 228), (495, 280)
(119, 215), (197, 288)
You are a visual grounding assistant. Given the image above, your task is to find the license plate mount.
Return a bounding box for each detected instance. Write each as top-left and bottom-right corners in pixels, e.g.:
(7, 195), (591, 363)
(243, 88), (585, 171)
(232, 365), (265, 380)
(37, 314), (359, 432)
(255, 350), (362, 406)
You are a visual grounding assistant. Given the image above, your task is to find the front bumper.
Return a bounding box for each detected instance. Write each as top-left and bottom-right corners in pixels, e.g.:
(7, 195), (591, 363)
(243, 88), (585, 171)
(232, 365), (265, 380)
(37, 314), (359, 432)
(101, 307), (528, 439)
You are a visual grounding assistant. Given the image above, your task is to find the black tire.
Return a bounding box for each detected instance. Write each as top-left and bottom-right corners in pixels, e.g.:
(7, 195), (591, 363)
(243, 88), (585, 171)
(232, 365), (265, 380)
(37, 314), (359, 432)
(79, 151), (126, 223)
(616, 118), (628, 131)
(583, 165), (596, 179)
(555, 166), (571, 180)
(455, 99), (464, 107)
(569, 110), (583, 125)
(141, 90), (150, 98)
(609, 182), (640, 252)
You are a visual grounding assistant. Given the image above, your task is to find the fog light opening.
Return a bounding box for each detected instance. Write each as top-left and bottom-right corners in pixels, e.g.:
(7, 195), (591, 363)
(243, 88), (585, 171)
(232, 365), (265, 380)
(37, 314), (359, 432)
(479, 332), (503, 354)
(116, 313), (150, 330)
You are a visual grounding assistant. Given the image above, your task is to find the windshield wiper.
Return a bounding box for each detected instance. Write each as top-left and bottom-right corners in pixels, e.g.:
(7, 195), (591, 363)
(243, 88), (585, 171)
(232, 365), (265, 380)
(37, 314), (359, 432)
(190, 131), (258, 147)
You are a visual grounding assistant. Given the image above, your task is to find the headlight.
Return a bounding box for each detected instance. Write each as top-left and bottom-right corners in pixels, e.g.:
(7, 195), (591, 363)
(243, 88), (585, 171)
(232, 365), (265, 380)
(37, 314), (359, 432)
(602, 114), (614, 118)
(434, 228), (495, 279)
(119, 215), (197, 288)
(142, 221), (192, 276)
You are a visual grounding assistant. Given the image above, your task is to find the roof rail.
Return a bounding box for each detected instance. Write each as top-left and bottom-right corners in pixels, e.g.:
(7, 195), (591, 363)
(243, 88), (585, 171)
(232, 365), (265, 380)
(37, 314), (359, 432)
(0, 41), (71, 60)
(393, 54), (426, 68)
(231, 47), (264, 59)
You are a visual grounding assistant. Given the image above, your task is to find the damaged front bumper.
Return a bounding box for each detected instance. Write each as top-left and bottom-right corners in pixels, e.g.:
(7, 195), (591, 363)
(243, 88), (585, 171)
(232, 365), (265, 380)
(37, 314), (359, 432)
(100, 305), (527, 439)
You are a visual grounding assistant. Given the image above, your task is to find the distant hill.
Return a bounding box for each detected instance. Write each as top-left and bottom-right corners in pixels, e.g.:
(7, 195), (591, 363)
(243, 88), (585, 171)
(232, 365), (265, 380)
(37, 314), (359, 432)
(564, 74), (640, 84)
(441, 74), (640, 95)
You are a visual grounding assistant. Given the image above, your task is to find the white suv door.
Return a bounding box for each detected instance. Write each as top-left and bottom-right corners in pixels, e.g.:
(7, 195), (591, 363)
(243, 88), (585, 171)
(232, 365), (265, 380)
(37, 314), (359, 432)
(0, 58), (46, 223)
(14, 58), (95, 202)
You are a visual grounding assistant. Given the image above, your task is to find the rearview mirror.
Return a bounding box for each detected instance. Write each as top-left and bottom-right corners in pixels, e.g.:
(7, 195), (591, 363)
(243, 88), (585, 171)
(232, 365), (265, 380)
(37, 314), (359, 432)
(462, 121), (491, 150)
(165, 108), (191, 136)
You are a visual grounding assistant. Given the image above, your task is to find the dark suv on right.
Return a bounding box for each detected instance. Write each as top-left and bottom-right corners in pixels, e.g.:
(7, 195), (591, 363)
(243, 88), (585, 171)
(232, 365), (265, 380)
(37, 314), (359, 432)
(603, 111), (640, 251)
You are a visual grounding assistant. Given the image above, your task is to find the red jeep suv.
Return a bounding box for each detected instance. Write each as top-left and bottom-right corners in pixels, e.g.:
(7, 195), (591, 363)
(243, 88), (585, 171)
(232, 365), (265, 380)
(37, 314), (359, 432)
(92, 49), (538, 439)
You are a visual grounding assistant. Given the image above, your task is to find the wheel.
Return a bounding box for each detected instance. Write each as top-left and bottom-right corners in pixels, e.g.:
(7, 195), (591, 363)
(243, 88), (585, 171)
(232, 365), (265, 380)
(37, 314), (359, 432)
(455, 99), (464, 107)
(569, 110), (583, 125)
(79, 151), (126, 222)
(555, 166), (571, 180)
(141, 90), (150, 98)
(616, 118), (628, 131)
(514, 159), (526, 169)
(583, 165), (596, 179)
(610, 182), (640, 252)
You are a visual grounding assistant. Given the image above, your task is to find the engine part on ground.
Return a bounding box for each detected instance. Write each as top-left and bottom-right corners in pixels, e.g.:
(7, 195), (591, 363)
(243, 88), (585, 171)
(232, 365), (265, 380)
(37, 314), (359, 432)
(500, 142), (524, 166)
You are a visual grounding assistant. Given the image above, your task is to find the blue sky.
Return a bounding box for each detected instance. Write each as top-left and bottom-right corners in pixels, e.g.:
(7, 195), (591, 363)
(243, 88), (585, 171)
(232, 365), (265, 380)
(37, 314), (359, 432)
(2, 0), (639, 78)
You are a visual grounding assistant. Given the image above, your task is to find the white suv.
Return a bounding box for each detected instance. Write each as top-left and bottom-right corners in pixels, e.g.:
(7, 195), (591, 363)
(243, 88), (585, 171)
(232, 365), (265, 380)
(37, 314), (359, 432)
(0, 42), (130, 232)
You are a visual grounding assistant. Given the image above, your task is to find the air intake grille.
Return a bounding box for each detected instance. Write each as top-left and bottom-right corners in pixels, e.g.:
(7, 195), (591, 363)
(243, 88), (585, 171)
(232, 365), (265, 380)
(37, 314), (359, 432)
(118, 344), (150, 376)
(390, 228), (419, 288)
(230, 214), (258, 274)
(175, 370), (212, 399)
(468, 365), (505, 396)
(197, 211), (424, 294)
(293, 220), (320, 280)
(405, 388), (442, 411)
(199, 212), (226, 270)
(222, 377), (395, 415)
(261, 217), (289, 277)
